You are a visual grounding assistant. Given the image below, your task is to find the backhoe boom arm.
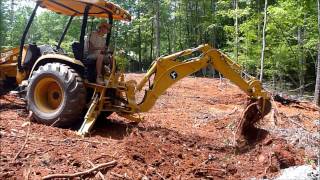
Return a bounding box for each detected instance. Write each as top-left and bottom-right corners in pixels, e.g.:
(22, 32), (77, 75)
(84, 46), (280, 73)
(135, 44), (269, 112)
(77, 44), (271, 137)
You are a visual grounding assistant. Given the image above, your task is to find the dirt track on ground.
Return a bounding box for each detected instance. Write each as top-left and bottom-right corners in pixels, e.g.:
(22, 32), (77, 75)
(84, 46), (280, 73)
(0, 74), (319, 179)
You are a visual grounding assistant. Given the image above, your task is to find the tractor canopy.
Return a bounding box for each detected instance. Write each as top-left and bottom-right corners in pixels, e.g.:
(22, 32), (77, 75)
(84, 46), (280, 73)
(17, 0), (131, 72)
(36, 0), (131, 21)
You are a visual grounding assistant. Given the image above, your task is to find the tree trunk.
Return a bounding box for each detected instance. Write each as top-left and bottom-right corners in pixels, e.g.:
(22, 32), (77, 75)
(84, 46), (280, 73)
(314, 0), (320, 106)
(150, 20), (154, 63)
(260, 0), (268, 82)
(212, 0), (216, 13)
(155, 0), (161, 58)
(172, 1), (177, 52)
(211, 0), (217, 48)
(0, 0), (3, 49)
(10, 0), (15, 46)
(234, 0), (239, 62)
(138, 7), (142, 71)
(113, 23), (118, 49)
(195, 1), (200, 45)
(256, 0), (261, 77)
(179, 2), (183, 50)
(185, 3), (190, 47)
(167, 29), (171, 54)
(315, 44), (320, 106)
(298, 17), (306, 96)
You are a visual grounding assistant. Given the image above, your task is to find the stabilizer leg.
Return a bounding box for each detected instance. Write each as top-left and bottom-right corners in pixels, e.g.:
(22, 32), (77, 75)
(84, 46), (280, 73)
(77, 92), (101, 136)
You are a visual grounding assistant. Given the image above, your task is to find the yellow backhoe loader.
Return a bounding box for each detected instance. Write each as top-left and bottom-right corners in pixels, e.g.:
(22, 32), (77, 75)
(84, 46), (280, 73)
(0, 0), (271, 144)
(0, 47), (20, 87)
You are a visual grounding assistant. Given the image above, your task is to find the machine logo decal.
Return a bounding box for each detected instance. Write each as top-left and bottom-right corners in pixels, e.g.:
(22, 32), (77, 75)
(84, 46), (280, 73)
(170, 71), (178, 80)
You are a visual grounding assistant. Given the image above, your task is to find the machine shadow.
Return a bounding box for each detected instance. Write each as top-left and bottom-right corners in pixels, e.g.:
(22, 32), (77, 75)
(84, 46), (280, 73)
(90, 117), (140, 140)
(0, 96), (27, 115)
(0, 78), (18, 96)
(0, 102), (26, 112)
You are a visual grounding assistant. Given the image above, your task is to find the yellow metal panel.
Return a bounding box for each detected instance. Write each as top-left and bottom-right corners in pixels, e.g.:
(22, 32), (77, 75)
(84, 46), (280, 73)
(1, 47), (19, 64)
(0, 46), (29, 83)
(29, 54), (84, 78)
(16, 71), (27, 84)
(0, 63), (17, 76)
(0, 63), (17, 68)
(0, 63), (17, 79)
(38, 0), (131, 21)
(0, 47), (20, 81)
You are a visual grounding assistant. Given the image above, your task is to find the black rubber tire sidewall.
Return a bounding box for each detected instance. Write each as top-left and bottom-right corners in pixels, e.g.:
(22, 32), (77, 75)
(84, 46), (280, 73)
(27, 63), (86, 127)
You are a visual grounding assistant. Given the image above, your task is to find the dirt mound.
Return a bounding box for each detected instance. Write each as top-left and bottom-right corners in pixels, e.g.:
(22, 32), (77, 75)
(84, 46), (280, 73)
(0, 74), (318, 179)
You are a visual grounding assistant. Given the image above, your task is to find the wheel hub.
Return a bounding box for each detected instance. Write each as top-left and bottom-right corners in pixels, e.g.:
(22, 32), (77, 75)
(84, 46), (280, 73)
(52, 92), (60, 100)
(34, 77), (64, 113)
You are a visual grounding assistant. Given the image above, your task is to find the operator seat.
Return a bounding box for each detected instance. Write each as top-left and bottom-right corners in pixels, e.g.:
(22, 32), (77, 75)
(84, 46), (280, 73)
(23, 44), (63, 69)
(23, 44), (41, 69)
(71, 42), (82, 61)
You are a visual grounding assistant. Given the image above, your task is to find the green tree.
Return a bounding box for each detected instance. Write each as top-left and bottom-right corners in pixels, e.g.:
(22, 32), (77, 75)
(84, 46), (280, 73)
(1, 0), (319, 96)
(0, 0), (4, 50)
(315, 0), (320, 106)
(0, 0), (9, 50)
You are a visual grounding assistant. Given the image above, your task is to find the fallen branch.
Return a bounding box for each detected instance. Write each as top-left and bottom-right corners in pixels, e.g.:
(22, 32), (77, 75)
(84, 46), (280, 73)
(93, 154), (113, 161)
(50, 118), (61, 127)
(270, 109), (276, 126)
(292, 103), (320, 112)
(226, 107), (238, 116)
(110, 172), (125, 178)
(273, 94), (299, 105)
(156, 171), (165, 179)
(69, 138), (111, 145)
(12, 121), (31, 162)
(288, 83), (313, 92)
(2, 95), (26, 106)
(42, 160), (117, 180)
(264, 152), (274, 174)
(288, 118), (309, 132)
(270, 95), (281, 125)
(194, 167), (226, 172)
(110, 172), (131, 179)
(23, 165), (31, 180)
(87, 160), (105, 180)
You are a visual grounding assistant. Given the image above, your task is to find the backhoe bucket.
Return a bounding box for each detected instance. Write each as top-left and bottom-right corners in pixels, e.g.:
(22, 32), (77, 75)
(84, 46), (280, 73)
(235, 98), (272, 146)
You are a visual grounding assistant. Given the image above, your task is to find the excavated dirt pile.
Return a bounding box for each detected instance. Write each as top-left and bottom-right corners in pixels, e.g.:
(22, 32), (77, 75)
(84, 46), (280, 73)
(0, 73), (319, 179)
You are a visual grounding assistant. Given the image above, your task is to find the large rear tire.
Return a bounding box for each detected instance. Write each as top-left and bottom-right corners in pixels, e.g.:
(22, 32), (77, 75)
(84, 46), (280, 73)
(27, 63), (86, 127)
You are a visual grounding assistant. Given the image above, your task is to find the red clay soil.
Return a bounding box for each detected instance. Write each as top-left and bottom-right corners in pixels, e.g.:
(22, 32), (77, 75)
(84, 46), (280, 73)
(0, 73), (319, 179)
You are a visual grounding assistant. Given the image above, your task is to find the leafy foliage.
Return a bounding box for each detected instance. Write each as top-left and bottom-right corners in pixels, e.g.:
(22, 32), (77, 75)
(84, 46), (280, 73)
(0, 0), (318, 91)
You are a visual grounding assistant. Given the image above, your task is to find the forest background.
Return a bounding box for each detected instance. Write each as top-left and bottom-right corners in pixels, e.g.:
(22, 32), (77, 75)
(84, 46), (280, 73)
(0, 0), (319, 105)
